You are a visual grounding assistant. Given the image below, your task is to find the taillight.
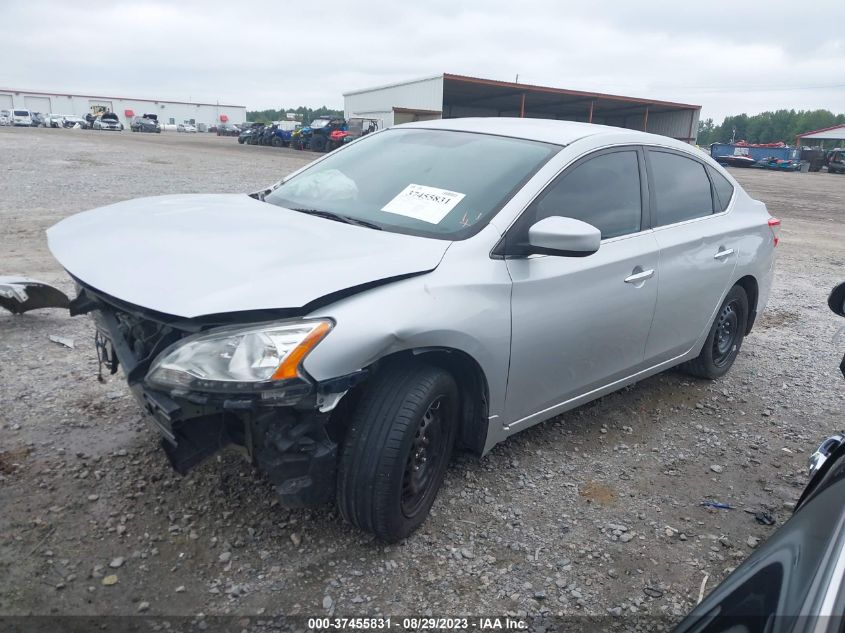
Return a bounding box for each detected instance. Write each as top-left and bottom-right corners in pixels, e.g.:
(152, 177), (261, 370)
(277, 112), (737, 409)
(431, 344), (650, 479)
(768, 217), (781, 247)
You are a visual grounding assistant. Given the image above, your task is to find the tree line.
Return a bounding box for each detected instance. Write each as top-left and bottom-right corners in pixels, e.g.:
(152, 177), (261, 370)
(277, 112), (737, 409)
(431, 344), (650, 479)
(697, 109), (845, 146)
(246, 106), (344, 124)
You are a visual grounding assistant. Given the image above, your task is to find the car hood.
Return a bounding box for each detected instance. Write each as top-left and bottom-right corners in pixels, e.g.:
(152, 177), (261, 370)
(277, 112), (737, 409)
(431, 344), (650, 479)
(47, 194), (451, 319)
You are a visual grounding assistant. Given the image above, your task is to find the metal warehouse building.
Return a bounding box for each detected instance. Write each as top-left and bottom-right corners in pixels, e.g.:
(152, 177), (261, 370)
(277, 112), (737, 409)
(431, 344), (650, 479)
(0, 88), (247, 129)
(345, 73), (701, 142)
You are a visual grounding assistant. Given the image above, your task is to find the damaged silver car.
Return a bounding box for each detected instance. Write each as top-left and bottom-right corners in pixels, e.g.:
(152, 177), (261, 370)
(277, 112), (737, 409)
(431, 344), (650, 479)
(47, 118), (778, 541)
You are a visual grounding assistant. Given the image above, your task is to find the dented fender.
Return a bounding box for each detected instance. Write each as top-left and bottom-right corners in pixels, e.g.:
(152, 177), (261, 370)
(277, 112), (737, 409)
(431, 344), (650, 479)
(301, 226), (512, 436)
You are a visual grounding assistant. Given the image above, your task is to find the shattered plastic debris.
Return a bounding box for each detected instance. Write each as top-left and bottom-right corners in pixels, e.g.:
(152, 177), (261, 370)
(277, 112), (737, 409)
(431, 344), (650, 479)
(701, 500), (734, 510)
(48, 335), (75, 349)
(754, 512), (776, 526)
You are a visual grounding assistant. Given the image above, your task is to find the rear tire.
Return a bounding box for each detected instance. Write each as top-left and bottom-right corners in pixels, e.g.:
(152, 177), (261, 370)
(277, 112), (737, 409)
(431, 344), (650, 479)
(683, 285), (748, 379)
(337, 362), (458, 542)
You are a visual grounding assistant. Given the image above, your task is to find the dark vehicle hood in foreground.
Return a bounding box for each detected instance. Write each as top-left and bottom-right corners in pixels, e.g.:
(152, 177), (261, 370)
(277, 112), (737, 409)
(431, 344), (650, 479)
(47, 194), (451, 318)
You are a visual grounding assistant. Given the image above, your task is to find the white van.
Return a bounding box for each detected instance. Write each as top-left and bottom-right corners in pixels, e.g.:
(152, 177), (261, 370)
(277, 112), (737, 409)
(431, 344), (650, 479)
(12, 109), (33, 126)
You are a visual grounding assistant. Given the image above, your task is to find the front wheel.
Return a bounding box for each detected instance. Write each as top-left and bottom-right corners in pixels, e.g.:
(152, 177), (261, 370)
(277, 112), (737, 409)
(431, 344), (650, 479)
(683, 285), (749, 379)
(337, 362), (458, 542)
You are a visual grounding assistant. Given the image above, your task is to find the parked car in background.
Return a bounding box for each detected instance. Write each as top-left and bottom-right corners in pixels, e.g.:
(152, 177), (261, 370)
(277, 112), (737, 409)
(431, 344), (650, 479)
(674, 281), (845, 633)
(0, 110), (11, 126)
(177, 123), (197, 133)
(216, 123), (240, 137)
(12, 109), (33, 126)
(131, 114), (161, 133)
(30, 112), (46, 127)
(93, 112), (123, 131)
(827, 150), (845, 174)
(62, 115), (89, 129)
(47, 118), (778, 542)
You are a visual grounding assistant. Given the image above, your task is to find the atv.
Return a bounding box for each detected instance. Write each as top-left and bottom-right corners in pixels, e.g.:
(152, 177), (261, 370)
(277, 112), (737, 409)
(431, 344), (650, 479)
(326, 117), (381, 151)
(299, 116), (346, 153)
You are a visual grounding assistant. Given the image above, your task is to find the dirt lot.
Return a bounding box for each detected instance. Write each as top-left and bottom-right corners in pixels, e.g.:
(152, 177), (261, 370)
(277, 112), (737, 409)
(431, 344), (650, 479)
(1, 127), (844, 623)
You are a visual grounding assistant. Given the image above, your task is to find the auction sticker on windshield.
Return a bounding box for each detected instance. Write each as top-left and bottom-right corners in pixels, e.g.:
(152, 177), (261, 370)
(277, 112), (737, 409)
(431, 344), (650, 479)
(381, 184), (466, 224)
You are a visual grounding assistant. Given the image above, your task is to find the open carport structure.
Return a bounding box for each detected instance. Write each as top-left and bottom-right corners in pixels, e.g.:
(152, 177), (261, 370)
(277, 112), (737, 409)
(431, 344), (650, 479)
(344, 73), (701, 142)
(796, 123), (845, 149)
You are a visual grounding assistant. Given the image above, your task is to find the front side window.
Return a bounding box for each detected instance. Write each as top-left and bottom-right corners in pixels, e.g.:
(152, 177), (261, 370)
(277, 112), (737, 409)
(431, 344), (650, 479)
(265, 128), (559, 240)
(650, 151), (714, 226)
(525, 150), (643, 240)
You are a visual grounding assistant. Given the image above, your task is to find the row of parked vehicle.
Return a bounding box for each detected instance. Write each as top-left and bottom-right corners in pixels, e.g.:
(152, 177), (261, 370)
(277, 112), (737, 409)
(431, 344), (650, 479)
(0, 108), (207, 134)
(1, 108), (125, 130)
(236, 116), (382, 152)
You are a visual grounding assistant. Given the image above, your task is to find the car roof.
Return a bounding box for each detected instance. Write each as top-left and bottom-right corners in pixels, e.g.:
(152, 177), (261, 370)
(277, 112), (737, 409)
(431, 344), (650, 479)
(398, 117), (692, 150)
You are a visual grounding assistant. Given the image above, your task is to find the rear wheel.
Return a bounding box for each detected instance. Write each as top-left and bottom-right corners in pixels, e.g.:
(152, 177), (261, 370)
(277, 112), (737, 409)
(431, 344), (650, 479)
(271, 136), (282, 147)
(337, 362), (458, 542)
(683, 285), (748, 379)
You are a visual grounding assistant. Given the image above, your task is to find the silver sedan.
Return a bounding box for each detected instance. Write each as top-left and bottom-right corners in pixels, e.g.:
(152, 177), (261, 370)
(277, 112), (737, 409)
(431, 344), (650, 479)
(48, 118), (778, 541)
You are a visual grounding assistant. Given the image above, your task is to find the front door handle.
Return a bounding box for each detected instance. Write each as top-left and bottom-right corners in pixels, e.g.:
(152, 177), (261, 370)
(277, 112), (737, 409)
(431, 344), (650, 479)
(624, 269), (655, 284)
(714, 248), (735, 260)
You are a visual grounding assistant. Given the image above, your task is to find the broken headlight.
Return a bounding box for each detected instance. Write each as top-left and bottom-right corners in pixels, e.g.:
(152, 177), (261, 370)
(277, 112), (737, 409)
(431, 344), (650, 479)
(146, 319), (332, 393)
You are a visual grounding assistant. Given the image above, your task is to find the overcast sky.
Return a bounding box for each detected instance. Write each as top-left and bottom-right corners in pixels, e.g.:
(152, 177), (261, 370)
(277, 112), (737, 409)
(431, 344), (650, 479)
(2, 1), (843, 121)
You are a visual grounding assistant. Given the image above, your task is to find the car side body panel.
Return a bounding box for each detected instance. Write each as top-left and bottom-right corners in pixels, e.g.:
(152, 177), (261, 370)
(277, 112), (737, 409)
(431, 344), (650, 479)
(302, 223), (513, 425)
(504, 231), (660, 426)
(300, 131), (775, 455)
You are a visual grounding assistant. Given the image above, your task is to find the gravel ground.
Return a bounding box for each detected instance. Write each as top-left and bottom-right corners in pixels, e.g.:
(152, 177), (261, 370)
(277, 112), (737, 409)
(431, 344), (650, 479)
(1, 127), (844, 623)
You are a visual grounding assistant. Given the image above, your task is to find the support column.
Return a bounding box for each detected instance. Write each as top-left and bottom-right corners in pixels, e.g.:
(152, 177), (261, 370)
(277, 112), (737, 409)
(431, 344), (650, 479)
(588, 101), (594, 123)
(643, 106), (649, 132)
(520, 93), (526, 118)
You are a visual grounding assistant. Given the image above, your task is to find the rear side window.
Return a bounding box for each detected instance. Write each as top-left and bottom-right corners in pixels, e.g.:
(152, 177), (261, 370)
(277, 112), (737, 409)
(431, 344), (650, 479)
(530, 150), (642, 240)
(650, 151), (714, 226)
(709, 167), (734, 212)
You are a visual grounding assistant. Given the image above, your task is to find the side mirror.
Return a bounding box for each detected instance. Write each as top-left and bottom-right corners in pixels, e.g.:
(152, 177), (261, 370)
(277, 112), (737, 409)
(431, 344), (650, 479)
(828, 281), (845, 317)
(526, 216), (601, 257)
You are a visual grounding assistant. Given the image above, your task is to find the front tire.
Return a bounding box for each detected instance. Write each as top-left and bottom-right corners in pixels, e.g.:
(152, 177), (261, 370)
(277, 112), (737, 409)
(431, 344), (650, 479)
(683, 285), (748, 379)
(337, 362), (458, 542)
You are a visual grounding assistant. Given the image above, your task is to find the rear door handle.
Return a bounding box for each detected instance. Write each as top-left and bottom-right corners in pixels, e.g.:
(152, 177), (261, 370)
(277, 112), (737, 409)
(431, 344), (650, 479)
(714, 248), (735, 260)
(624, 269), (655, 284)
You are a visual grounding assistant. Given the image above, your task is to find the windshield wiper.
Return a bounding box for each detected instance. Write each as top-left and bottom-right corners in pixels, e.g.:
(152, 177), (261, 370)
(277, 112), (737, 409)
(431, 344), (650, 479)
(290, 208), (382, 230)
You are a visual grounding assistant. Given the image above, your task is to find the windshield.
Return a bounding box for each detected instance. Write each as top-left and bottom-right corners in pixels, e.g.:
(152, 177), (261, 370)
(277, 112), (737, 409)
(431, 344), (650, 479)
(14, 110), (29, 116)
(310, 118), (330, 129)
(264, 128), (559, 240)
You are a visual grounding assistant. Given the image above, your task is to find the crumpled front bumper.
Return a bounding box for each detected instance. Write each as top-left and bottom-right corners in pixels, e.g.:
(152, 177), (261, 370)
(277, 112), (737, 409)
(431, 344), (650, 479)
(77, 288), (363, 507)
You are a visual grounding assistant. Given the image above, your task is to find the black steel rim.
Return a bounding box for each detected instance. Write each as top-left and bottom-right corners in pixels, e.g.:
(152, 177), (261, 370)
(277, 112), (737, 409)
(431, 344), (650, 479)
(713, 300), (740, 366)
(402, 396), (449, 517)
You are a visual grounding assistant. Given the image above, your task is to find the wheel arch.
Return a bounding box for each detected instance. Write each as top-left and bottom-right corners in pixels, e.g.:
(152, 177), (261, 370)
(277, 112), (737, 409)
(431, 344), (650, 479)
(734, 274), (759, 334)
(351, 347), (490, 456)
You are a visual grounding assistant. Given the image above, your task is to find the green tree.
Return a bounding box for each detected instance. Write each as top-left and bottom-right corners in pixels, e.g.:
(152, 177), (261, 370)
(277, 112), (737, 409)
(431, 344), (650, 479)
(246, 106), (343, 124)
(697, 109), (845, 146)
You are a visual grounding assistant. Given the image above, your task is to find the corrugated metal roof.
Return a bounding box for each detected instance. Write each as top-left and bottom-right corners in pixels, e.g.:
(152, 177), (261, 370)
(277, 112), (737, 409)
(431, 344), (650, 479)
(443, 73), (701, 110)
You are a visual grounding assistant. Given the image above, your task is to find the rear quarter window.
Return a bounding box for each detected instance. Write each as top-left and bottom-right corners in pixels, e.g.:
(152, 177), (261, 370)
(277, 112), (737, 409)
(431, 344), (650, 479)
(708, 167), (735, 213)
